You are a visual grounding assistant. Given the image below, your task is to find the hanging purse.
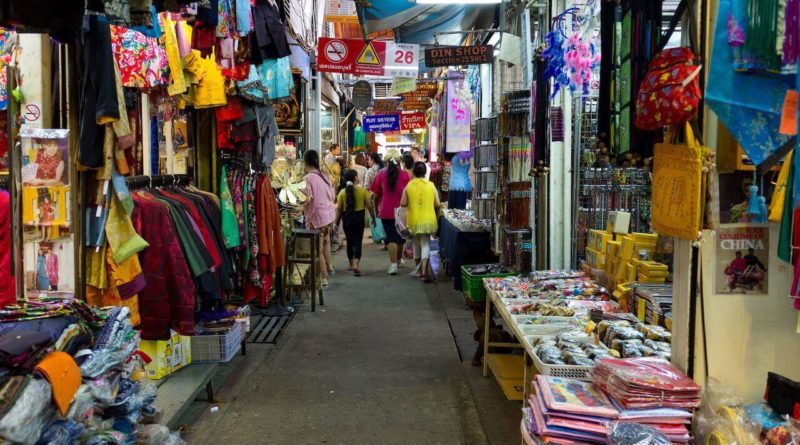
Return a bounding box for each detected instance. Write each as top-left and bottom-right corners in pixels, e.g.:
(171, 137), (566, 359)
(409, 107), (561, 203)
(652, 123), (713, 240)
(635, 47), (703, 131)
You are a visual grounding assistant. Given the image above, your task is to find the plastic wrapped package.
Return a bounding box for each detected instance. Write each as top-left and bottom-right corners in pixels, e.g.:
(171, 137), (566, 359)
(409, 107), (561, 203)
(66, 384), (95, 423)
(0, 378), (54, 445)
(35, 419), (85, 445)
(695, 379), (761, 445)
(106, 379), (157, 419)
(136, 424), (171, 445)
(87, 373), (121, 407)
(536, 345), (566, 365)
(608, 422), (671, 445)
(163, 432), (186, 445)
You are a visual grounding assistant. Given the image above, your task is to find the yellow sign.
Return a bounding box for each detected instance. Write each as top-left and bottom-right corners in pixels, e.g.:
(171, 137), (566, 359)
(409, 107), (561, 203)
(357, 43), (381, 65)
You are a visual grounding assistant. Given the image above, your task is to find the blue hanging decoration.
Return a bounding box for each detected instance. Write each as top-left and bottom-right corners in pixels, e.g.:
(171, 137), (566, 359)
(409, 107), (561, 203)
(746, 184), (760, 216)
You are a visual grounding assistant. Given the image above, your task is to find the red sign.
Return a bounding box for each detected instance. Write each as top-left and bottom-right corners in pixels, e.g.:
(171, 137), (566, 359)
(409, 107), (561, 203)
(317, 38), (387, 76)
(400, 113), (426, 131)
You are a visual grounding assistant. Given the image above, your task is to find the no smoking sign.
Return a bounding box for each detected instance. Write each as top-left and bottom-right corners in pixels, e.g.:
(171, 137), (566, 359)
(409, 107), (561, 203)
(325, 40), (348, 63)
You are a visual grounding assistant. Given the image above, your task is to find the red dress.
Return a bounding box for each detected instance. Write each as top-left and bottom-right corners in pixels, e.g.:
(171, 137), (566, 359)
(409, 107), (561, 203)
(35, 150), (61, 181)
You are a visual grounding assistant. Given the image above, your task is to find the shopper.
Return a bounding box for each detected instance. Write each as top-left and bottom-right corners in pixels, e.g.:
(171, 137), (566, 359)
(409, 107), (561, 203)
(371, 149), (411, 275)
(352, 152), (368, 186)
(335, 169), (376, 277)
(402, 152), (414, 177)
(411, 147), (430, 180)
(401, 161), (440, 283)
(364, 152), (384, 190)
(302, 150), (337, 289)
(323, 143), (342, 190)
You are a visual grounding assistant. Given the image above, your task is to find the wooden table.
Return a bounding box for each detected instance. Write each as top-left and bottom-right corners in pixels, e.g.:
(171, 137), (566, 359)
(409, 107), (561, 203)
(481, 284), (537, 402)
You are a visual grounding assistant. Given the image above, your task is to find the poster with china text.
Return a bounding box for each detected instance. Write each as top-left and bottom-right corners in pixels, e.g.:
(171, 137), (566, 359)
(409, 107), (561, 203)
(715, 224), (769, 295)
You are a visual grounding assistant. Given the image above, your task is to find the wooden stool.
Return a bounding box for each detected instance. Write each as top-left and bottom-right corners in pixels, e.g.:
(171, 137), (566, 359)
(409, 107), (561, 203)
(283, 229), (324, 311)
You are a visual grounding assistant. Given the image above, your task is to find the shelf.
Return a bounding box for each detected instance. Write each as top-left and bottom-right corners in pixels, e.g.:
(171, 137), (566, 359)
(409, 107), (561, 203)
(486, 353), (525, 401)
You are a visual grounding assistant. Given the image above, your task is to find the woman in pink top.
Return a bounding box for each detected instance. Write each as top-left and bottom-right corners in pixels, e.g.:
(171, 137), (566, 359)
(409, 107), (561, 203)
(370, 149), (411, 275)
(303, 150), (337, 288)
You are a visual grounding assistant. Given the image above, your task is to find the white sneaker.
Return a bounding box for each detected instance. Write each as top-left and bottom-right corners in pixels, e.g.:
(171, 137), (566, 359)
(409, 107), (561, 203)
(388, 264), (398, 275)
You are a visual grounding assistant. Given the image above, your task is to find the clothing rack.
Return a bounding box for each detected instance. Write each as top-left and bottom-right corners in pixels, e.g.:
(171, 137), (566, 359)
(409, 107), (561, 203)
(125, 174), (192, 190)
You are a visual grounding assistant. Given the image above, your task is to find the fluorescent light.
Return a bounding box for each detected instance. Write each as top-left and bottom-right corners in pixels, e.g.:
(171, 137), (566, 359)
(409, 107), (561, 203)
(416, 0), (501, 4)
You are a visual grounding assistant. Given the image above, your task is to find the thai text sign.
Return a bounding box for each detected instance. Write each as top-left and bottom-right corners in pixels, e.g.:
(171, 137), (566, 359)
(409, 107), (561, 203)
(400, 81), (438, 110)
(400, 113), (426, 131)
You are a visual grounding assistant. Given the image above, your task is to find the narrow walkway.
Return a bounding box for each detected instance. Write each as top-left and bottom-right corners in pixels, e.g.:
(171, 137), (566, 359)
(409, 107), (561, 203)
(185, 239), (516, 444)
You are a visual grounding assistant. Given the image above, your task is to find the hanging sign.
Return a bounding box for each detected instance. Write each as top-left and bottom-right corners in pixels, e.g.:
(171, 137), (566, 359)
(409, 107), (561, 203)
(715, 224), (769, 295)
(317, 38), (387, 76)
(400, 113), (427, 131)
(324, 0), (359, 23)
(317, 38), (419, 77)
(363, 114), (400, 133)
(384, 42), (420, 78)
(399, 81), (438, 110)
(390, 77), (417, 96)
(373, 98), (400, 113)
(352, 80), (373, 110)
(425, 45), (493, 67)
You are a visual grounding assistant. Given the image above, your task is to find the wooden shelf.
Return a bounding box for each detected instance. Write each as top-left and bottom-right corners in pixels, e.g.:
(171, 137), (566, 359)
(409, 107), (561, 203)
(486, 353), (525, 401)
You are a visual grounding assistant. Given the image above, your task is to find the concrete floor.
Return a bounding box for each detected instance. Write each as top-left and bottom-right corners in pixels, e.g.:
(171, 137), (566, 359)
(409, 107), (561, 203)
(182, 240), (520, 445)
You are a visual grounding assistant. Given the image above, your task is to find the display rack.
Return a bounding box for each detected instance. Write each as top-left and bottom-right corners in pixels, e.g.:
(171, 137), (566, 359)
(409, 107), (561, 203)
(472, 117), (499, 221)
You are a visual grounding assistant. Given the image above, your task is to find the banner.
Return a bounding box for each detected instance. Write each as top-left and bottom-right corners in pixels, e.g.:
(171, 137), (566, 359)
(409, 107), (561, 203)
(445, 78), (471, 152)
(400, 113), (426, 131)
(715, 224), (769, 295)
(317, 38), (419, 77)
(363, 114), (400, 133)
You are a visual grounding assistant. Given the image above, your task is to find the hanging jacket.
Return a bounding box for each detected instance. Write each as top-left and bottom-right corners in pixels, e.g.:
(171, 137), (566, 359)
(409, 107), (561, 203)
(250, 0), (290, 63)
(131, 193), (195, 340)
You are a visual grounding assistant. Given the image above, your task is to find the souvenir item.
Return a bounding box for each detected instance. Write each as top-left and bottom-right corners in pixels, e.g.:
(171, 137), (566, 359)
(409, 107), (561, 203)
(635, 47), (702, 130)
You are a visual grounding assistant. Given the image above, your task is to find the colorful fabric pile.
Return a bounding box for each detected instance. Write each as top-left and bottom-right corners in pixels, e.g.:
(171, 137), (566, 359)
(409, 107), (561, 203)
(0, 298), (184, 444)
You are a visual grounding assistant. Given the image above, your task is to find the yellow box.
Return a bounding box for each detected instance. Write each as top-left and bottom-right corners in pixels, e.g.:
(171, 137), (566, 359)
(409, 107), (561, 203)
(626, 263), (637, 283)
(620, 236), (636, 260)
(139, 330), (193, 380)
(606, 240), (621, 258)
(637, 275), (666, 284)
(588, 229), (607, 250)
(599, 233), (613, 252)
(631, 232), (658, 244)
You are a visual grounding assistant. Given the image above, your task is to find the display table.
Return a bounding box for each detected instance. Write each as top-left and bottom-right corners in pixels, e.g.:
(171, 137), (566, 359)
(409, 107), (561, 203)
(438, 217), (493, 290)
(481, 285), (536, 402)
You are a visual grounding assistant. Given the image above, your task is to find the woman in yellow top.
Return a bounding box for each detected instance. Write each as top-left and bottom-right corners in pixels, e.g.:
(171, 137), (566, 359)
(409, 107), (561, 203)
(400, 162), (441, 283)
(335, 169), (376, 276)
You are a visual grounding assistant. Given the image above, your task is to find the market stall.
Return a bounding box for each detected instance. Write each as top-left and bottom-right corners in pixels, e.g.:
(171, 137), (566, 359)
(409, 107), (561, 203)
(438, 210), (495, 291)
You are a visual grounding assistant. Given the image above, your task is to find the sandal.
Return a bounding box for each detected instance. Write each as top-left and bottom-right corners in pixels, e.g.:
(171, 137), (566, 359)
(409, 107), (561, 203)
(354, 269), (362, 277)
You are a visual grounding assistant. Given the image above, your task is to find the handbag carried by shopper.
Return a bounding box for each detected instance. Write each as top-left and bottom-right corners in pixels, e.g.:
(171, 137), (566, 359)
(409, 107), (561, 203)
(635, 47), (702, 131)
(369, 215), (385, 243)
(394, 207), (411, 239)
(652, 123), (714, 240)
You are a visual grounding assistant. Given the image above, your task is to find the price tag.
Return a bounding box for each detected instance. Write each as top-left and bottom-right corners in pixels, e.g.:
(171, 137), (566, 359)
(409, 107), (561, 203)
(637, 298), (646, 322)
(385, 43), (419, 78)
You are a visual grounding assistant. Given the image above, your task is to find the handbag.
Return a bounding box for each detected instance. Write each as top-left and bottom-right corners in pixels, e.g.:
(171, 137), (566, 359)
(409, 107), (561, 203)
(652, 123), (713, 240)
(766, 372), (800, 419)
(635, 47), (702, 131)
(394, 207), (412, 239)
(369, 215), (385, 243)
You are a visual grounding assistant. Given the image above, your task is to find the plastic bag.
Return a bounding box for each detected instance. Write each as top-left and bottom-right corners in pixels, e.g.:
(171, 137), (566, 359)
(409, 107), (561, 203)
(66, 384), (95, 423)
(394, 207), (411, 239)
(0, 378), (53, 445)
(695, 379), (762, 445)
(35, 419), (84, 445)
(369, 215), (385, 243)
(608, 422), (671, 445)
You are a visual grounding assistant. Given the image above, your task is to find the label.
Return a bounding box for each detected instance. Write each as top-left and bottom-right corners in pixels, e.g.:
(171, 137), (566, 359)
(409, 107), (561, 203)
(780, 90), (798, 136)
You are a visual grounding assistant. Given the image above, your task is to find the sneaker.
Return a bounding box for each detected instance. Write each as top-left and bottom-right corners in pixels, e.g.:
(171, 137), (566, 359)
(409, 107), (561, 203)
(388, 264), (398, 275)
(354, 269), (362, 277)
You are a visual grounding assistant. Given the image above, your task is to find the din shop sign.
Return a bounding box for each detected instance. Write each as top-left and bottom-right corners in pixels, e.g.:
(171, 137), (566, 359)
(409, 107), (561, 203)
(424, 45), (493, 67)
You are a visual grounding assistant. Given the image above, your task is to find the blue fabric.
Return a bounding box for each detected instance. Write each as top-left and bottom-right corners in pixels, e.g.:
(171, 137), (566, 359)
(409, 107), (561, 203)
(706, 0), (793, 166)
(237, 57), (294, 103)
(448, 158), (472, 192)
(235, 0), (252, 35)
(438, 218), (492, 291)
(129, 6), (161, 38)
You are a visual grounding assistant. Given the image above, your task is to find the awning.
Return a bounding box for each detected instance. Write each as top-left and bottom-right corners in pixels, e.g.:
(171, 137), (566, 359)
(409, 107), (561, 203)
(357, 1), (497, 46)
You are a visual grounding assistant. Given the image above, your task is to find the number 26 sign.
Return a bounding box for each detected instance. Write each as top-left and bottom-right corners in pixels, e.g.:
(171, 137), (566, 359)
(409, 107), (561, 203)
(385, 43), (419, 78)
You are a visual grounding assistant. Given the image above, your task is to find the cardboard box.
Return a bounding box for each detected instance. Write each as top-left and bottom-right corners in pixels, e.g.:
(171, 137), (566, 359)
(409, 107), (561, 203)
(607, 211), (631, 234)
(139, 330), (192, 380)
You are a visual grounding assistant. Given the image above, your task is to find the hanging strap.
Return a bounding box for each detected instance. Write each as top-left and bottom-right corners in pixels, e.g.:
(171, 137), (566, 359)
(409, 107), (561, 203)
(657, 0), (690, 53)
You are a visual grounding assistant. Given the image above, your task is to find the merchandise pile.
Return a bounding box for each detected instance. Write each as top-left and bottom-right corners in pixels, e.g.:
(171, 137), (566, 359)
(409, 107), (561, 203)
(0, 298), (184, 444)
(523, 359), (699, 444)
(442, 208), (492, 232)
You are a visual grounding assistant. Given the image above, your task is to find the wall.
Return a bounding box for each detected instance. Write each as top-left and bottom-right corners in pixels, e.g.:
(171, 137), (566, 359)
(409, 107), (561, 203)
(694, 224), (800, 401)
